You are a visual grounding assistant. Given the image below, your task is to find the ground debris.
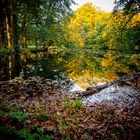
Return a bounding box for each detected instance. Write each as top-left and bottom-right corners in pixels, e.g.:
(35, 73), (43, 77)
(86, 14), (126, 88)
(0, 76), (140, 140)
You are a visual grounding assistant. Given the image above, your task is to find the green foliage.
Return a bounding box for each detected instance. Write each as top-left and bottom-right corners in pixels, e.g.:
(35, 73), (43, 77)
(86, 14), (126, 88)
(38, 112), (47, 120)
(0, 127), (34, 140)
(73, 99), (84, 109)
(65, 137), (71, 140)
(29, 125), (42, 135)
(29, 125), (36, 133)
(17, 130), (34, 140)
(29, 126), (52, 140)
(0, 126), (14, 135)
(0, 103), (12, 112)
(28, 125), (52, 140)
(63, 99), (83, 114)
(37, 127), (42, 134)
(38, 135), (52, 140)
(0, 48), (12, 54)
(10, 112), (28, 122)
(45, 135), (52, 140)
(18, 130), (27, 138)
(0, 0), (75, 50)
(23, 0), (75, 47)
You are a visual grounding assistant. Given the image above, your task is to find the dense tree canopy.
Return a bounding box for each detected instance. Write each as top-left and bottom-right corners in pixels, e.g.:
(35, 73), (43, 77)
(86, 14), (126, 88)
(0, 0), (74, 50)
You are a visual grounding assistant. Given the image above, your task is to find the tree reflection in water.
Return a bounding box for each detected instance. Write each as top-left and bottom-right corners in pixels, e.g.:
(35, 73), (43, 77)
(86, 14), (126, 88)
(0, 50), (139, 90)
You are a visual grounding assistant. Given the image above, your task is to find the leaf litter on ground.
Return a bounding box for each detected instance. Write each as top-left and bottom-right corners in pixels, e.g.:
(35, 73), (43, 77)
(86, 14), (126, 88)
(0, 76), (140, 140)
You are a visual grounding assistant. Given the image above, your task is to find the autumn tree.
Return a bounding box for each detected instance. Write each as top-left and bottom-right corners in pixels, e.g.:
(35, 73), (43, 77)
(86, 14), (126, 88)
(62, 2), (140, 80)
(66, 3), (97, 48)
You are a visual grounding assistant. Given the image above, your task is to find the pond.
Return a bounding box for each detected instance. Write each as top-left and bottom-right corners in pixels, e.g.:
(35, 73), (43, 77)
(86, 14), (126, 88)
(0, 49), (139, 92)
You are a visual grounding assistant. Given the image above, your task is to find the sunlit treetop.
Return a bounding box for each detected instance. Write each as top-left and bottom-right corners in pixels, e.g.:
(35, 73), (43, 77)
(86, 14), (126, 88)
(72, 3), (96, 28)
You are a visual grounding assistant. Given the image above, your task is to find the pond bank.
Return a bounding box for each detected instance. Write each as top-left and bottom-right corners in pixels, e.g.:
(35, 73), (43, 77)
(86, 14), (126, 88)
(0, 77), (140, 140)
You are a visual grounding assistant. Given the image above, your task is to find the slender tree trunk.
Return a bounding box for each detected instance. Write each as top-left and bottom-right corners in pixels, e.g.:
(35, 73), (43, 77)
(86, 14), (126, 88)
(0, 25), (3, 48)
(0, 0), (18, 50)
(0, 27), (5, 48)
(0, 0), (6, 48)
(10, 0), (14, 49)
(11, 0), (19, 52)
(23, 53), (28, 79)
(8, 55), (12, 80)
(0, 27), (3, 48)
(6, 16), (11, 49)
(21, 15), (27, 48)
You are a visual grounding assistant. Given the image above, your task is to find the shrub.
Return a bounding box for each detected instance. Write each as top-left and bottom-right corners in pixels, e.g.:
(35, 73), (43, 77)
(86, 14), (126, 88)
(38, 112), (47, 120)
(10, 111), (28, 122)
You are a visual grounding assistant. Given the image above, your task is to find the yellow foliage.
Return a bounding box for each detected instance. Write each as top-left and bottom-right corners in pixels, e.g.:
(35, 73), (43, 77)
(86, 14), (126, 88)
(67, 2), (97, 47)
(129, 13), (140, 27)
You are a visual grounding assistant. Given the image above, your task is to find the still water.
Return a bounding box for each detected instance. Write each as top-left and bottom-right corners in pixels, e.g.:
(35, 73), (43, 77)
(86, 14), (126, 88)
(0, 50), (139, 90)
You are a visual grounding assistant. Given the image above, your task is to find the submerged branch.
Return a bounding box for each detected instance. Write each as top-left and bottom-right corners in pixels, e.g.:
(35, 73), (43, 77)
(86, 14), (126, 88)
(82, 72), (140, 96)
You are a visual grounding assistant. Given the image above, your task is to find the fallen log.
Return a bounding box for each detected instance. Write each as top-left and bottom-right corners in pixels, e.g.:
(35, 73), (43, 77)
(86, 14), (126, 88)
(82, 72), (140, 96)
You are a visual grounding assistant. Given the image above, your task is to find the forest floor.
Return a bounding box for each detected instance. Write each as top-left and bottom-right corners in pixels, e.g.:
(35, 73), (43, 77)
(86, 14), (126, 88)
(0, 77), (140, 140)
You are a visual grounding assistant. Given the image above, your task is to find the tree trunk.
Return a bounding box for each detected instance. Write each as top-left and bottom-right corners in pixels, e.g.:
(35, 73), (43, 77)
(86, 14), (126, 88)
(0, 25), (6, 48)
(0, 0), (6, 48)
(6, 15), (11, 49)
(21, 15), (27, 48)
(8, 55), (12, 80)
(12, 0), (19, 52)
(82, 72), (140, 96)
(10, 0), (14, 49)
(0, 0), (18, 51)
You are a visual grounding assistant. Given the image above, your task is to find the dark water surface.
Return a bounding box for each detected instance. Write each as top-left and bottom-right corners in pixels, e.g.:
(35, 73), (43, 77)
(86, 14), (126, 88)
(0, 52), (65, 80)
(0, 50), (139, 90)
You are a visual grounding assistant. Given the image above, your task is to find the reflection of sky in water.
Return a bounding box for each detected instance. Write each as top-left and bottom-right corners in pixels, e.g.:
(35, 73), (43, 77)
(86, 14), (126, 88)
(82, 85), (139, 106)
(70, 83), (84, 92)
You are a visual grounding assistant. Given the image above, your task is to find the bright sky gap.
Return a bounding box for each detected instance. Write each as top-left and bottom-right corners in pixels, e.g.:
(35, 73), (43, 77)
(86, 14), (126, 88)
(72, 0), (115, 12)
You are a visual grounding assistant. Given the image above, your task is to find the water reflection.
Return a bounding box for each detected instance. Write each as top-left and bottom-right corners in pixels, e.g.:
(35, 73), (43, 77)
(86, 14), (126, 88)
(0, 50), (139, 90)
(14, 53), (21, 78)
(0, 52), (74, 90)
(64, 50), (140, 89)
